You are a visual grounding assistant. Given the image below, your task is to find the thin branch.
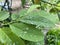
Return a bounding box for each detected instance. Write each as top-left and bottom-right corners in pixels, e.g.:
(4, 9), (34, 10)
(41, 0), (60, 7)
(1, 20), (21, 26)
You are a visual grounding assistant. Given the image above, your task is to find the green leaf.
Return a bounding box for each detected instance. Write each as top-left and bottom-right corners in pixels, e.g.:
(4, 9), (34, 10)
(11, 13), (19, 20)
(56, 3), (60, 10)
(38, 10), (59, 23)
(0, 28), (12, 45)
(0, 11), (9, 21)
(0, 27), (25, 45)
(20, 10), (59, 28)
(27, 5), (40, 14)
(10, 23), (44, 42)
(19, 9), (27, 17)
(11, 9), (27, 20)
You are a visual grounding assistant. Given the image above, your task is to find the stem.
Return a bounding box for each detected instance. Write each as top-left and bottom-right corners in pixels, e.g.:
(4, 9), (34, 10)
(41, 0), (60, 7)
(1, 20), (21, 27)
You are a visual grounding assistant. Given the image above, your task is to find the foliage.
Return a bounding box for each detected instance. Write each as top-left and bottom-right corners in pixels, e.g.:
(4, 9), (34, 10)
(46, 29), (60, 45)
(0, 0), (60, 45)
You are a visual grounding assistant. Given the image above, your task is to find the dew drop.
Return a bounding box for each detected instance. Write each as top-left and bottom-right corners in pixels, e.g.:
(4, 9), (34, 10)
(26, 27), (29, 30)
(24, 31), (27, 34)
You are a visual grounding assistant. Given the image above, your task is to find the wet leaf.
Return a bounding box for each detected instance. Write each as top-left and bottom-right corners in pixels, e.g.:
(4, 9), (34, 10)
(0, 27), (25, 45)
(20, 10), (59, 28)
(10, 23), (44, 42)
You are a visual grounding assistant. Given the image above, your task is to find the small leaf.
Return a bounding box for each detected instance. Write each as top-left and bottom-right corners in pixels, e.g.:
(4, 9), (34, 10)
(56, 3), (60, 10)
(0, 27), (25, 45)
(10, 23), (44, 42)
(12, 9), (27, 20)
(11, 13), (19, 20)
(27, 5), (40, 14)
(20, 10), (59, 28)
(0, 11), (9, 21)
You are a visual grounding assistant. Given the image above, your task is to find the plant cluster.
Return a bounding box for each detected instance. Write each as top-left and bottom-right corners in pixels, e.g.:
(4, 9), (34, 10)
(46, 29), (60, 45)
(0, 0), (60, 45)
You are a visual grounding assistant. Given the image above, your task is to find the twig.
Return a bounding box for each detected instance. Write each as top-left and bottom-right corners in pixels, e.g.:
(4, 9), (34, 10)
(41, 0), (60, 7)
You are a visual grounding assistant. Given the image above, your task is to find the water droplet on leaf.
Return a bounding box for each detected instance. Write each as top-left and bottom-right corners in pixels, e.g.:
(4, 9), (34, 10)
(24, 31), (27, 34)
(26, 27), (29, 30)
